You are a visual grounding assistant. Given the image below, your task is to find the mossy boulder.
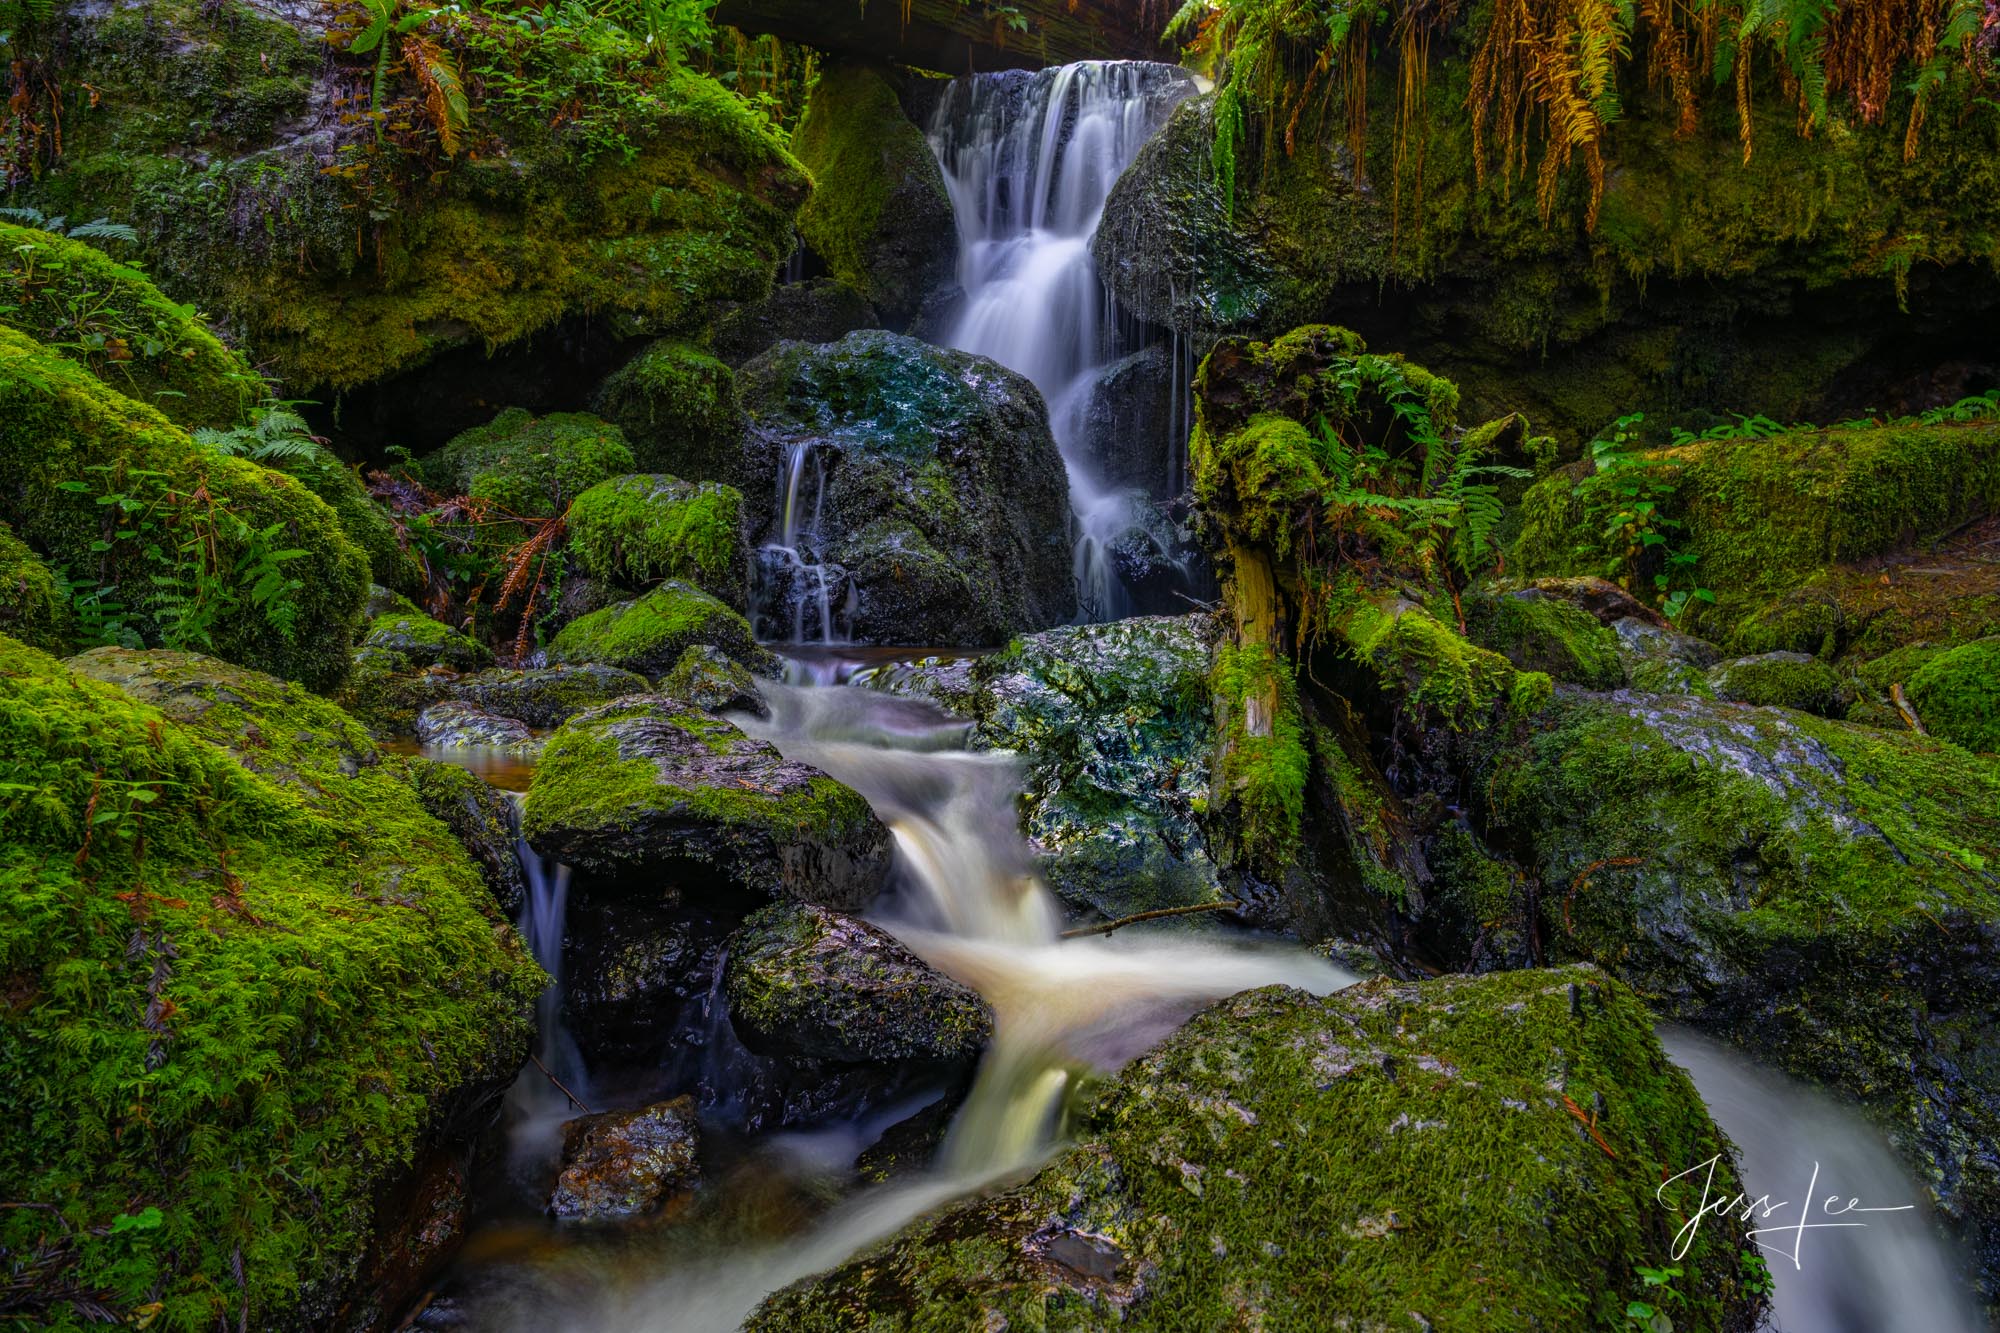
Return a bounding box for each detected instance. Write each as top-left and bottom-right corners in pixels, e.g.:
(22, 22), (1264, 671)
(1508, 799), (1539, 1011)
(1907, 637), (2000, 755)
(660, 643), (763, 715)
(416, 701), (538, 754)
(18, 2), (810, 392)
(546, 580), (766, 679)
(748, 966), (1761, 1332)
(566, 473), (749, 609)
(1706, 651), (1856, 718)
(1463, 586), (1626, 689)
(422, 408), (636, 519)
(0, 638), (541, 1330)
(790, 63), (956, 330)
(405, 756), (529, 917)
(1475, 690), (2000, 1302)
(0, 326), (369, 690)
(873, 616), (1228, 924)
(1513, 421), (2000, 637)
(0, 221), (255, 429)
(0, 520), (71, 653)
(360, 591), (492, 672)
(1336, 594), (1554, 729)
(1611, 617), (1724, 696)
(737, 330), (1074, 644)
(447, 663), (652, 729)
(591, 340), (747, 479)
(711, 277), (880, 368)
(723, 903), (992, 1065)
(522, 695), (891, 904)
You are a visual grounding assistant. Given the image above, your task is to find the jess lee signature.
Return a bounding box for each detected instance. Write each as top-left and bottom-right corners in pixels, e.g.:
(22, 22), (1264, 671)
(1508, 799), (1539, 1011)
(1659, 1155), (1916, 1268)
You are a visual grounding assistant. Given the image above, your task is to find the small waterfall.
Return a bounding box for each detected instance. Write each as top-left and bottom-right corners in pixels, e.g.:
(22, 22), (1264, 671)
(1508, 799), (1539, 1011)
(927, 62), (1197, 622)
(503, 796), (591, 1160)
(753, 441), (852, 645)
(1660, 1028), (1983, 1331)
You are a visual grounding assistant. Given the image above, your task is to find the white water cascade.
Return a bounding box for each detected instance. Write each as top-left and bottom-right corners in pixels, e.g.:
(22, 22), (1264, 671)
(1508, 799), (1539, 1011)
(502, 801), (592, 1167)
(928, 62), (1198, 622)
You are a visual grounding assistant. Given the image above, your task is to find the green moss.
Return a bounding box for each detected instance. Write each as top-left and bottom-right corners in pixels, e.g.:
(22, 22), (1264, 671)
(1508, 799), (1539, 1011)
(0, 222), (257, 429)
(0, 638), (541, 1330)
(359, 592), (492, 672)
(750, 967), (1758, 1332)
(1907, 637), (2000, 755)
(0, 326), (368, 690)
(1339, 594), (1553, 728)
(1706, 652), (1855, 719)
(1210, 641), (1309, 873)
(423, 409), (636, 519)
(546, 580), (762, 679)
(1463, 588), (1626, 689)
(268, 443), (422, 594)
(1513, 421), (2000, 635)
(790, 63), (953, 324)
(566, 474), (746, 604)
(592, 340), (746, 479)
(0, 520), (71, 653)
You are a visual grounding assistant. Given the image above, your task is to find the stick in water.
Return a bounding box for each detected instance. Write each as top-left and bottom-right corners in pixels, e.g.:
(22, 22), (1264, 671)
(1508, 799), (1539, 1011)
(529, 1052), (592, 1114)
(1061, 900), (1241, 939)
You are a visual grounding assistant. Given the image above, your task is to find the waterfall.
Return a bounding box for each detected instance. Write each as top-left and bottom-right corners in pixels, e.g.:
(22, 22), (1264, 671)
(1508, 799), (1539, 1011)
(753, 440), (852, 646)
(927, 62), (1197, 622)
(1660, 1028), (1982, 1332)
(503, 796), (591, 1162)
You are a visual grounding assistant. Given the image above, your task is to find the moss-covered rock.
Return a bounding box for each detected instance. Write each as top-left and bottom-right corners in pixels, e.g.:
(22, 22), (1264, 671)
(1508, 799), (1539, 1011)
(790, 63), (955, 329)
(660, 643), (763, 715)
(0, 326), (369, 690)
(567, 473), (748, 608)
(1706, 651), (1856, 718)
(0, 638), (541, 1330)
(405, 756), (528, 917)
(0, 221), (255, 429)
(447, 663), (652, 729)
(591, 340), (747, 481)
(422, 409), (636, 519)
(17, 2), (810, 392)
(1463, 586), (1626, 689)
(711, 277), (880, 368)
(1336, 594), (1553, 730)
(1907, 637), (2000, 755)
(547, 580), (766, 680)
(360, 591), (492, 672)
(522, 694), (890, 903)
(723, 902), (992, 1065)
(748, 966), (1761, 1332)
(1474, 690), (2000, 1302)
(1513, 421), (2000, 636)
(1611, 617), (1723, 696)
(0, 519), (71, 653)
(737, 330), (1075, 644)
(415, 701), (539, 755)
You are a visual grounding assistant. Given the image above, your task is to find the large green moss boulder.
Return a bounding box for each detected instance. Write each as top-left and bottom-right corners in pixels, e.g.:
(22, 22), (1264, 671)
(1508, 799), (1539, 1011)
(867, 615), (1228, 925)
(1907, 637), (2000, 755)
(0, 221), (255, 429)
(422, 408), (636, 518)
(1705, 651), (1855, 718)
(0, 638), (541, 1330)
(1513, 421), (2000, 636)
(522, 695), (891, 904)
(790, 63), (955, 330)
(748, 966), (1762, 1331)
(547, 580), (764, 679)
(0, 327), (368, 690)
(360, 591), (492, 672)
(737, 331), (1074, 644)
(0, 520), (71, 652)
(1475, 690), (2000, 1301)
(567, 473), (749, 609)
(1463, 586), (1626, 689)
(592, 340), (747, 480)
(15, 2), (809, 391)
(722, 902), (992, 1066)
(447, 663), (652, 729)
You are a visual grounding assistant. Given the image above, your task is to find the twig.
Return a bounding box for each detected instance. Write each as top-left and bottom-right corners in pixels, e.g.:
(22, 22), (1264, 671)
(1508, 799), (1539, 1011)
(1563, 857), (1643, 935)
(528, 1052), (592, 1114)
(1562, 1094), (1618, 1159)
(1060, 901), (1240, 939)
(1891, 682), (1927, 735)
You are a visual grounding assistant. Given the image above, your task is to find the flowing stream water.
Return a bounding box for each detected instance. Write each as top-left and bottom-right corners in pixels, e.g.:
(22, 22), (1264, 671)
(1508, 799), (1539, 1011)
(928, 62), (1198, 621)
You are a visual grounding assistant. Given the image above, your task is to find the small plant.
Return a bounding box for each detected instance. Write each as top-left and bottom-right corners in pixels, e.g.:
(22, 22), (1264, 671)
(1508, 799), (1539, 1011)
(1739, 1247), (1775, 1300)
(1571, 412), (1714, 623)
(1624, 1262), (1686, 1331)
(192, 402), (326, 464)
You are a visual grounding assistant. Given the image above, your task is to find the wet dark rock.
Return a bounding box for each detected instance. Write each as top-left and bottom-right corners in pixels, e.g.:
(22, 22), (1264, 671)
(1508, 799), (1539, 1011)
(736, 331), (1075, 644)
(1073, 342), (1181, 497)
(416, 702), (539, 752)
(661, 644), (766, 716)
(405, 758), (529, 917)
(566, 905), (732, 1068)
(1612, 615), (1725, 694)
(866, 614), (1225, 923)
(712, 278), (882, 368)
(349, 1151), (469, 1329)
(448, 664), (651, 729)
(723, 903), (993, 1065)
(522, 695), (891, 905)
(855, 1094), (958, 1184)
(548, 1098), (700, 1221)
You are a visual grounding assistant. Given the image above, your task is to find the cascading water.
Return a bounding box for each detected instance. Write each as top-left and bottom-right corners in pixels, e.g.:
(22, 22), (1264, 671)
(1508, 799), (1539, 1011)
(471, 681), (1350, 1332)
(753, 441), (851, 646)
(1660, 1028), (1982, 1331)
(928, 63), (1198, 622)
(502, 797), (592, 1163)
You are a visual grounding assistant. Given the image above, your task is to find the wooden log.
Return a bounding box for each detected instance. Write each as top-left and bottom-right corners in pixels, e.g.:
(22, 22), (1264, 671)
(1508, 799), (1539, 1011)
(713, 0), (1176, 74)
